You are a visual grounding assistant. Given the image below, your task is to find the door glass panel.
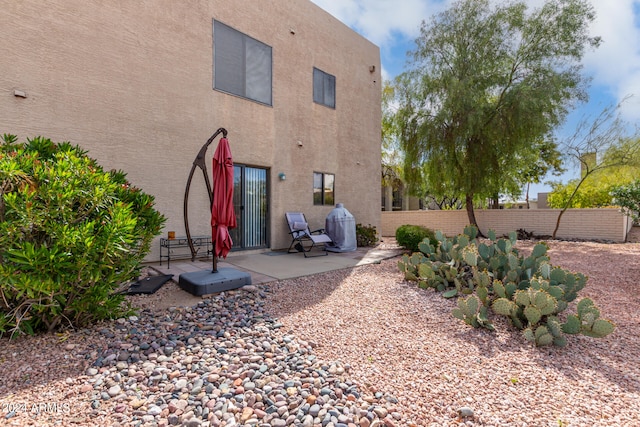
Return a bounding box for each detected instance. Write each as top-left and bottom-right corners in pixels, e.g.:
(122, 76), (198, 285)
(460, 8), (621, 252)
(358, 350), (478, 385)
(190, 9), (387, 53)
(244, 167), (267, 248)
(230, 165), (242, 247)
(231, 165), (268, 250)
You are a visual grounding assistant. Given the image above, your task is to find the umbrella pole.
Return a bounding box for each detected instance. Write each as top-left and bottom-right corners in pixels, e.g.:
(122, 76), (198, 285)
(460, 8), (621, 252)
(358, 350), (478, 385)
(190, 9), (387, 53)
(212, 191), (217, 273)
(183, 127), (227, 266)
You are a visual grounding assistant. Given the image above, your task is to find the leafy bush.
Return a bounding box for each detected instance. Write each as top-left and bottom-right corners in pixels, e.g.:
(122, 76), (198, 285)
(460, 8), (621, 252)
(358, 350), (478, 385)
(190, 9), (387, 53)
(611, 179), (640, 223)
(0, 134), (166, 337)
(397, 225), (614, 347)
(395, 224), (437, 252)
(356, 223), (378, 247)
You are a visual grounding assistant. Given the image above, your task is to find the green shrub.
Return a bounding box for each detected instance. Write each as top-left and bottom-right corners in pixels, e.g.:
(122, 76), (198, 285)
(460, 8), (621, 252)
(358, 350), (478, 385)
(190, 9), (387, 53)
(395, 224), (437, 252)
(356, 223), (378, 247)
(0, 134), (166, 337)
(611, 179), (640, 223)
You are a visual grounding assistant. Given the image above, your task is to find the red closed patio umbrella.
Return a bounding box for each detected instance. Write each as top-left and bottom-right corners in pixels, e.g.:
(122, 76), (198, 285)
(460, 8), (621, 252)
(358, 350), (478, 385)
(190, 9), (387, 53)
(210, 137), (236, 271)
(182, 129), (251, 296)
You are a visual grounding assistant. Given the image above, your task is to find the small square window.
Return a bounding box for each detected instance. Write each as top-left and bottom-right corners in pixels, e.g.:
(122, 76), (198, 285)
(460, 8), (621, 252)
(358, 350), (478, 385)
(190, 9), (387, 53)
(313, 172), (335, 205)
(313, 68), (336, 108)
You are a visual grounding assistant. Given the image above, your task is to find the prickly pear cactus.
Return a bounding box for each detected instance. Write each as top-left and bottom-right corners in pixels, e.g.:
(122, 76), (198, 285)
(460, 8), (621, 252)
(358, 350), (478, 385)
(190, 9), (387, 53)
(397, 225), (614, 347)
(452, 295), (494, 331)
(577, 298), (615, 338)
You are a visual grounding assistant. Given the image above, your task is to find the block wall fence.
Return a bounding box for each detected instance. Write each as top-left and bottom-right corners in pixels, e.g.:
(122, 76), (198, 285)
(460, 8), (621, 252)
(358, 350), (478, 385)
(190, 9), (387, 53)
(381, 209), (634, 243)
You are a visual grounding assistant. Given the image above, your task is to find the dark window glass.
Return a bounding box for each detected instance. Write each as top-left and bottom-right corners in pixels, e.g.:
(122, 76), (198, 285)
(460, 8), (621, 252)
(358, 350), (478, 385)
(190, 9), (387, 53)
(313, 172), (335, 205)
(214, 20), (272, 105)
(313, 68), (336, 108)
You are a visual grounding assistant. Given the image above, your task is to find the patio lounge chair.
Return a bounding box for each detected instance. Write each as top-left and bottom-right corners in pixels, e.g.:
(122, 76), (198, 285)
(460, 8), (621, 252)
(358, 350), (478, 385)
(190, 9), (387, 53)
(285, 212), (333, 257)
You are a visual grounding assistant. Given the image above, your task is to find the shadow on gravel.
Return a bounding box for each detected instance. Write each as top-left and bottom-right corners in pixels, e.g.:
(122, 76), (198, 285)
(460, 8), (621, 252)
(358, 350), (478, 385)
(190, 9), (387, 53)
(264, 268), (354, 319)
(0, 328), (106, 397)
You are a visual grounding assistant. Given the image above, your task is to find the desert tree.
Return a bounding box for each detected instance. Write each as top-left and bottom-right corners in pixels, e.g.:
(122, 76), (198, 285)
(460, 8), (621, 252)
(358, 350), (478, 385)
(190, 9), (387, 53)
(396, 0), (600, 232)
(550, 99), (640, 238)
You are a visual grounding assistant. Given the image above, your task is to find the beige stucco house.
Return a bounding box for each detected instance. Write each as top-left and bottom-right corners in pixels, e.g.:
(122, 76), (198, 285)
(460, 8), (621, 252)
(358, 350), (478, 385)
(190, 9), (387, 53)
(1, 0), (382, 260)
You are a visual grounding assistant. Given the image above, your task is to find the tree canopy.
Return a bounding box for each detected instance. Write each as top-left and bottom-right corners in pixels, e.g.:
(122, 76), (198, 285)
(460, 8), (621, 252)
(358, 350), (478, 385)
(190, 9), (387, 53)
(392, 0), (600, 230)
(548, 162), (639, 209)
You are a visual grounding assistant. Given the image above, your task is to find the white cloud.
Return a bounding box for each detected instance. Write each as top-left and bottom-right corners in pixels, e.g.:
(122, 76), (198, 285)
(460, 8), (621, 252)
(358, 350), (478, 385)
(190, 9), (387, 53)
(311, 0), (640, 119)
(310, 0), (435, 46)
(584, 0), (640, 120)
(310, 0), (449, 78)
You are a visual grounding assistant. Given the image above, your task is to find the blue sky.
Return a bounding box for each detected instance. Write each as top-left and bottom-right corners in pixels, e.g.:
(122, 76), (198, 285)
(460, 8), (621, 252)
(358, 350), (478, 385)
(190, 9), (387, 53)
(310, 0), (640, 198)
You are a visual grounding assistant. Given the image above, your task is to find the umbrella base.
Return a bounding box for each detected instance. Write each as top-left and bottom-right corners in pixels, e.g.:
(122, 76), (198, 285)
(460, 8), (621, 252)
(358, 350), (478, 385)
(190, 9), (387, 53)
(178, 267), (252, 296)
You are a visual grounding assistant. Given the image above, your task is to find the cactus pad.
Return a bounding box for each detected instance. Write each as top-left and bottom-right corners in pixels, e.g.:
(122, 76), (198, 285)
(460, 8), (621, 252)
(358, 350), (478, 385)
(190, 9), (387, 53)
(492, 298), (514, 316)
(476, 285), (488, 305)
(539, 263), (552, 280)
(562, 314), (581, 334)
(587, 319), (615, 338)
(515, 290), (530, 306)
(418, 241), (434, 255)
(524, 306), (542, 325)
(549, 267), (566, 284)
(553, 336), (567, 347)
(546, 285), (564, 300)
(534, 325), (553, 346)
(523, 327), (535, 342)
(493, 280), (506, 298)
(505, 282), (517, 299)
(531, 243), (548, 258)
(463, 225), (478, 240)
(464, 250), (478, 267)
(478, 243), (491, 260)
(443, 289), (458, 298)
(546, 317), (563, 338)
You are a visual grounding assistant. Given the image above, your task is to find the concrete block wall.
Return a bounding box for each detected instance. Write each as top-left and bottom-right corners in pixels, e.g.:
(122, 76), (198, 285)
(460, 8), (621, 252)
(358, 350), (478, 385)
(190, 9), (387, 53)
(381, 209), (633, 242)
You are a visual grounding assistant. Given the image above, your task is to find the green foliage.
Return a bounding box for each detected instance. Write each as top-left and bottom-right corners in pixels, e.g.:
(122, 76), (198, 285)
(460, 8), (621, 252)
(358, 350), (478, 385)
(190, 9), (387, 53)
(0, 135), (166, 337)
(549, 101), (640, 238)
(548, 164), (639, 209)
(611, 179), (640, 223)
(392, 0), (599, 227)
(395, 224), (437, 252)
(397, 225), (614, 347)
(355, 223), (379, 247)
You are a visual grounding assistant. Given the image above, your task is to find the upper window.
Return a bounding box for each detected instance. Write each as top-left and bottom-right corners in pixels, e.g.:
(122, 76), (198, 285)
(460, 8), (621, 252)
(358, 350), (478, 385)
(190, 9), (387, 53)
(313, 68), (336, 108)
(313, 172), (335, 206)
(213, 20), (272, 106)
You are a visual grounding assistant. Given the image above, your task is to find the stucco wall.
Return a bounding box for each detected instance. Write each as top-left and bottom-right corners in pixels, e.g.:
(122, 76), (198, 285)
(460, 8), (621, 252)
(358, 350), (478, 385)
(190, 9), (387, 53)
(381, 209), (633, 242)
(1, 0), (382, 260)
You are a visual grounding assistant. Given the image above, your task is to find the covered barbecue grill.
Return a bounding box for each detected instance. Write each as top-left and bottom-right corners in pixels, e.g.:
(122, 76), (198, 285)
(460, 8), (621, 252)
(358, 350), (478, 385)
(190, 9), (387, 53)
(325, 203), (357, 252)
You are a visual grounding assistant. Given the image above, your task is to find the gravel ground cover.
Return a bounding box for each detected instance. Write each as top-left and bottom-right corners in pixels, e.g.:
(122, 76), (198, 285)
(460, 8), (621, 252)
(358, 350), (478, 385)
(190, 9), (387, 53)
(0, 237), (639, 427)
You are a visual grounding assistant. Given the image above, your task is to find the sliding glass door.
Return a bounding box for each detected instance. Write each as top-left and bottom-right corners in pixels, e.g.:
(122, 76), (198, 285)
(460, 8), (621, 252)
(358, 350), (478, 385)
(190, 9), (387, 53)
(231, 165), (269, 250)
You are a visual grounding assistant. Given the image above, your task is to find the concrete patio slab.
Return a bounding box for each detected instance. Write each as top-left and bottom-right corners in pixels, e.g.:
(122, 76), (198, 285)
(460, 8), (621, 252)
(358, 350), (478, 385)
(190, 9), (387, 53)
(148, 245), (404, 285)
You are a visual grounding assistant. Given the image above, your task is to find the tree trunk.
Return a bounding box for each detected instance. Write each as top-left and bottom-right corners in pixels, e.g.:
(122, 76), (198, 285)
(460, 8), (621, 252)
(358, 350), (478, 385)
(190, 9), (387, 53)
(384, 185), (393, 211)
(402, 186), (410, 211)
(552, 208), (566, 239)
(525, 182), (530, 209)
(465, 193), (484, 236)
(490, 194), (500, 209)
